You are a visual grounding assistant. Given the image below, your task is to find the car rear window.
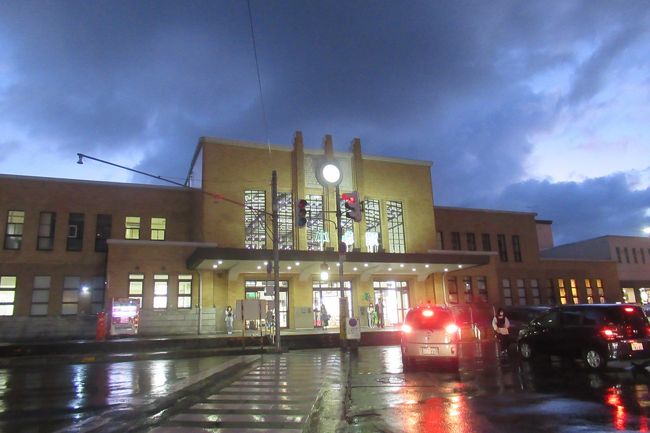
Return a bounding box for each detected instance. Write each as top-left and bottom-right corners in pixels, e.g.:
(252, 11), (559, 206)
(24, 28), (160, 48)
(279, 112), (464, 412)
(583, 306), (648, 328)
(405, 309), (454, 330)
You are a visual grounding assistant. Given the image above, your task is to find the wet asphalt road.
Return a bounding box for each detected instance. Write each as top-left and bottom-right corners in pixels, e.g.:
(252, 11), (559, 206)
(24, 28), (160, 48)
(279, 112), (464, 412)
(2, 343), (650, 432)
(0, 355), (252, 433)
(341, 344), (650, 433)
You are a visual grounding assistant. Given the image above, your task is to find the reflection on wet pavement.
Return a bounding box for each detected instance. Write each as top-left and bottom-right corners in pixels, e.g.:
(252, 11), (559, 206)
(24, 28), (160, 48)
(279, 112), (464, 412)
(0, 356), (236, 433)
(347, 343), (650, 433)
(3, 343), (650, 433)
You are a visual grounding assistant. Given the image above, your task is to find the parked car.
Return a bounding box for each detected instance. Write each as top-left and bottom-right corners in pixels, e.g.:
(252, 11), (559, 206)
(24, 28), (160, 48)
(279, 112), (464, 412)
(401, 305), (460, 370)
(518, 304), (650, 370)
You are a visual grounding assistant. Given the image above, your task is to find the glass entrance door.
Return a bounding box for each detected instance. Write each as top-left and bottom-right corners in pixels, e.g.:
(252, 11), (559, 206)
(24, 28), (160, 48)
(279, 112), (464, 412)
(373, 281), (410, 327)
(313, 280), (352, 329)
(244, 280), (289, 328)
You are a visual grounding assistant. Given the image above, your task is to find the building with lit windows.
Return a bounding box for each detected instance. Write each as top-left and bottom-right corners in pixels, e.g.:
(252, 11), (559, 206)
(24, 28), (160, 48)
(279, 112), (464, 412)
(433, 207), (620, 322)
(539, 236), (650, 305)
(0, 132), (627, 340)
(0, 133), (492, 339)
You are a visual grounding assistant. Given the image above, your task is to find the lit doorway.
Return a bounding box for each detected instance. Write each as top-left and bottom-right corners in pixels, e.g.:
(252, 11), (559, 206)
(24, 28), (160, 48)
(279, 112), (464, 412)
(373, 281), (410, 327)
(313, 280), (351, 329)
(244, 280), (289, 328)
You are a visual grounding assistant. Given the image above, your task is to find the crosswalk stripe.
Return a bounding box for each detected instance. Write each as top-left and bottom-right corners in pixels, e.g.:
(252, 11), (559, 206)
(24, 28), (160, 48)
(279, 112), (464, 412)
(147, 352), (343, 432)
(170, 413), (305, 423)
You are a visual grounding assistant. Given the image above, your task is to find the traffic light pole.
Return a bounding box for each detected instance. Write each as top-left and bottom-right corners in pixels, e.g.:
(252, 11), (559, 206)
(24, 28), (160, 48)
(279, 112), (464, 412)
(271, 170), (281, 351)
(335, 185), (348, 345)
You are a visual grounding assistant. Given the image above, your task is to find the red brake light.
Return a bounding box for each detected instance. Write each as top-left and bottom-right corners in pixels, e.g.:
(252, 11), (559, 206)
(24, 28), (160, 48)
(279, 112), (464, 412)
(422, 309), (433, 317)
(402, 324), (412, 334)
(445, 323), (459, 334)
(624, 307), (635, 313)
(600, 326), (619, 341)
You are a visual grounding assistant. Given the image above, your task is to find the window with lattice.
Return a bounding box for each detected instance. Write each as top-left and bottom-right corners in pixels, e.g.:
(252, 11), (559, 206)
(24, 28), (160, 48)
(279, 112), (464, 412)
(244, 190), (266, 249)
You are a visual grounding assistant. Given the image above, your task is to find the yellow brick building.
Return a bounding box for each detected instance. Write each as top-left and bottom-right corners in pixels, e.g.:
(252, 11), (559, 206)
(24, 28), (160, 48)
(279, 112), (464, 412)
(0, 132), (620, 339)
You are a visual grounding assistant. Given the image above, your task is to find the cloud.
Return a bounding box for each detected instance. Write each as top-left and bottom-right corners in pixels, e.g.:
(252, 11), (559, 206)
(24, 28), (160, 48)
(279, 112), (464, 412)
(566, 23), (646, 107)
(0, 1), (648, 244)
(485, 170), (650, 244)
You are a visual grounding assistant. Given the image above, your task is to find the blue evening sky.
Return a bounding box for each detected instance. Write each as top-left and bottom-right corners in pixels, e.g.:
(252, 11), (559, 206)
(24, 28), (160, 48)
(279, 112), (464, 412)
(0, 1), (649, 245)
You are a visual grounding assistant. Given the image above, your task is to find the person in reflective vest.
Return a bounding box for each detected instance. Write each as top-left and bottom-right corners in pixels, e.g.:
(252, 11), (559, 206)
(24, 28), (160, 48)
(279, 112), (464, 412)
(492, 308), (511, 357)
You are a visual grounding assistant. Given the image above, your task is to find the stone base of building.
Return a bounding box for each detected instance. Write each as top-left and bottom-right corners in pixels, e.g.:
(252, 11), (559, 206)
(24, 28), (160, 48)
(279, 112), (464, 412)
(138, 307), (218, 336)
(0, 316), (96, 341)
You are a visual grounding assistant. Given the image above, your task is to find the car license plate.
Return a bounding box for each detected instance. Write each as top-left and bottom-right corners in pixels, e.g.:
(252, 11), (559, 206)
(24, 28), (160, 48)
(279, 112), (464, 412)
(631, 342), (643, 351)
(421, 346), (438, 355)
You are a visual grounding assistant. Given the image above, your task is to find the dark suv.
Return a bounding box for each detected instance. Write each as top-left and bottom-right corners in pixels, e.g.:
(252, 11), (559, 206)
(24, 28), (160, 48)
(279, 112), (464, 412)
(518, 304), (650, 370)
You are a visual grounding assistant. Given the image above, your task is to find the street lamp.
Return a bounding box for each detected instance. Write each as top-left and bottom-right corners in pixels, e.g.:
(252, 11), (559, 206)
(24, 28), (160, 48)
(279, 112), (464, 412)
(314, 158), (348, 344)
(316, 159), (342, 187)
(320, 262), (330, 280)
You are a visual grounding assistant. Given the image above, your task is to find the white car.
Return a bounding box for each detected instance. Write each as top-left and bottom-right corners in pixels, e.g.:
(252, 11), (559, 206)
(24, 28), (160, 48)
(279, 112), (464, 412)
(400, 305), (460, 370)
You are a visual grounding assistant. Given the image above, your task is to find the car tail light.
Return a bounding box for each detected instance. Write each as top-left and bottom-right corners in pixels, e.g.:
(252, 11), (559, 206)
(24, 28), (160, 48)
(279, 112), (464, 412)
(445, 323), (459, 334)
(645, 326), (650, 337)
(402, 324), (413, 334)
(600, 326), (619, 341)
(624, 307), (635, 313)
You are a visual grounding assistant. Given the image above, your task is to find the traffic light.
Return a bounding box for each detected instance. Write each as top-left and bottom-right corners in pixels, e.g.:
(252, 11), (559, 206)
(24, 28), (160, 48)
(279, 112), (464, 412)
(296, 199), (308, 228)
(342, 191), (362, 222)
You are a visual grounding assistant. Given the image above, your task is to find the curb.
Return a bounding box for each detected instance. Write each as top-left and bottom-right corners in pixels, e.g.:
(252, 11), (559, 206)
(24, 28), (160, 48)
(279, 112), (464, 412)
(0, 347), (272, 367)
(54, 354), (262, 433)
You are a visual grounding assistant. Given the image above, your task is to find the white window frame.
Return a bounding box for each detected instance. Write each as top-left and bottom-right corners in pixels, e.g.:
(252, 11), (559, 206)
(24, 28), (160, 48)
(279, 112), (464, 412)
(177, 274), (192, 309)
(125, 216), (141, 240)
(31, 276), (51, 316)
(62, 276), (80, 315)
(151, 217), (166, 241)
(128, 273), (144, 307)
(153, 274), (168, 309)
(0, 276), (17, 316)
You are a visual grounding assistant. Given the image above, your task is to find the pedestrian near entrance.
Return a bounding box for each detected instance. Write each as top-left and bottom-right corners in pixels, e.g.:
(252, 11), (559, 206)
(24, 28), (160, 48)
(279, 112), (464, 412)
(376, 297), (385, 328)
(321, 304), (329, 328)
(367, 302), (375, 328)
(492, 308), (511, 357)
(224, 306), (234, 334)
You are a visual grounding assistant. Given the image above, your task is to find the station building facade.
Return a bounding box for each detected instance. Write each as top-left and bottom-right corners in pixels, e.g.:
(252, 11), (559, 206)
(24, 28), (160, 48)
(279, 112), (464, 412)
(434, 207), (620, 321)
(540, 236), (650, 305)
(0, 132), (624, 340)
(0, 133), (490, 339)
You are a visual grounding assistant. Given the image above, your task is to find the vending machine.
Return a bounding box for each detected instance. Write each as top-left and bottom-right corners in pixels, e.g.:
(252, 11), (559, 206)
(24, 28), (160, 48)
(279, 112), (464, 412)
(109, 298), (140, 336)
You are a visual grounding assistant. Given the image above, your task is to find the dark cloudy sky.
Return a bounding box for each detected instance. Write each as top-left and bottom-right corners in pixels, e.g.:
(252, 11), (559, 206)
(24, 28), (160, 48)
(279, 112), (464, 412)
(1, 1), (649, 245)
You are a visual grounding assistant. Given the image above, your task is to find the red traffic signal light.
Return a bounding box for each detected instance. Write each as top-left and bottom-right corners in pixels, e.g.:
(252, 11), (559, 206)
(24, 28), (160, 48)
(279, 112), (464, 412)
(342, 191), (362, 222)
(296, 199), (308, 228)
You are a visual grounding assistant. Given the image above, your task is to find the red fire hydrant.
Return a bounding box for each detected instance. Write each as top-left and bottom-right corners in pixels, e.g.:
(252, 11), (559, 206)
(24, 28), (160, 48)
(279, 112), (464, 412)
(96, 311), (107, 341)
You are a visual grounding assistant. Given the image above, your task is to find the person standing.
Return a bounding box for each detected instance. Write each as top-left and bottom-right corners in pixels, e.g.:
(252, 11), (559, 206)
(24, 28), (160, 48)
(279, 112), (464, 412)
(492, 308), (511, 357)
(376, 296), (385, 328)
(224, 305), (234, 335)
(266, 308), (275, 332)
(367, 302), (375, 328)
(321, 303), (329, 328)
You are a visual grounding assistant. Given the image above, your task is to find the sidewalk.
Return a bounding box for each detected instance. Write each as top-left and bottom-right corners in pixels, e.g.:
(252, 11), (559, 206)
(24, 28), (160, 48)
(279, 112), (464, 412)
(0, 327), (405, 367)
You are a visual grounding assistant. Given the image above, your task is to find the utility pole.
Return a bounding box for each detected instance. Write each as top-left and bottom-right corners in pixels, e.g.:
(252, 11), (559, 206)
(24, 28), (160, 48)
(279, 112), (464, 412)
(271, 170), (281, 350)
(336, 184), (347, 344)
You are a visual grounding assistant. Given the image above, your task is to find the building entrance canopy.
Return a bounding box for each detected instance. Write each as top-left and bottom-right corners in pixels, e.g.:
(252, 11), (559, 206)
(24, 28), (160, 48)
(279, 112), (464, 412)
(187, 247), (492, 282)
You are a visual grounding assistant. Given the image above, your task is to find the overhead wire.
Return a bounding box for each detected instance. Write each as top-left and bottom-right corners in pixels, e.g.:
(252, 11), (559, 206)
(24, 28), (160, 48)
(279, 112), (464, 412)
(247, 0), (271, 154)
